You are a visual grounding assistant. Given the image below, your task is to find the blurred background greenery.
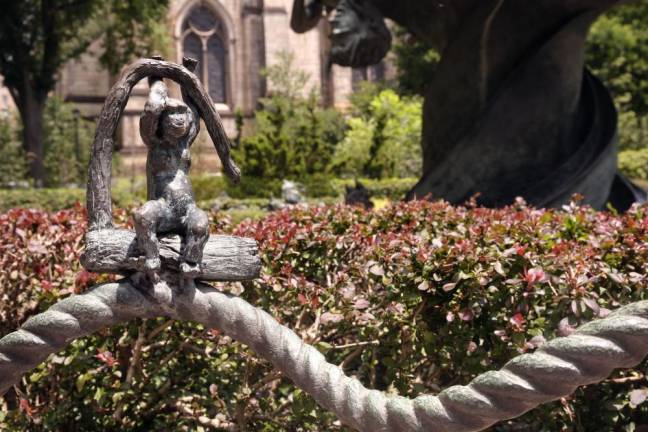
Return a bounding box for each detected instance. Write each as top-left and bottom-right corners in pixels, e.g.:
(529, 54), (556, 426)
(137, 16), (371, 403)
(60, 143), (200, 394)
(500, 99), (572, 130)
(1, 2), (647, 213)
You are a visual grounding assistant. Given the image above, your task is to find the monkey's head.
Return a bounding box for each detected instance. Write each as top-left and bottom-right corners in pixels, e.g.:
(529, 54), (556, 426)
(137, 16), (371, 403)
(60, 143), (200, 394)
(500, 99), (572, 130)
(329, 0), (391, 67)
(160, 99), (191, 139)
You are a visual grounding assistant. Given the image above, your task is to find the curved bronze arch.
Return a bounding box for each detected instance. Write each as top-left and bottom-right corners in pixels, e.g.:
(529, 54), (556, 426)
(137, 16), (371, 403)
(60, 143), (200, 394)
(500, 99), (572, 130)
(86, 58), (241, 231)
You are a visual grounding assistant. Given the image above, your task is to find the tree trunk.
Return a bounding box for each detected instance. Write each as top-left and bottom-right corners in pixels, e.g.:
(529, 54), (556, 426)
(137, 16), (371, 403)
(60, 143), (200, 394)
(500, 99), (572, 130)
(20, 89), (47, 187)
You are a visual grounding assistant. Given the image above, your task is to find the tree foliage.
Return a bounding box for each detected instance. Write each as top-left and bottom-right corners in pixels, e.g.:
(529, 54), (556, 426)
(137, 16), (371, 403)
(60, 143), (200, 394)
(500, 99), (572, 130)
(233, 52), (346, 180)
(390, 27), (441, 96)
(333, 83), (422, 179)
(42, 97), (94, 187)
(586, 1), (648, 152)
(0, 114), (28, 187)
(0, 0), (170, 93)
(0, 98), (95, 187)
(587, 2), (648, 118)
(0, 0), (169, 184)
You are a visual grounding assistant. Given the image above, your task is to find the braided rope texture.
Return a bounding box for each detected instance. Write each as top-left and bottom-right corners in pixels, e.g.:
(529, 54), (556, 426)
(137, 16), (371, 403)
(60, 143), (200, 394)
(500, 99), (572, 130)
(2, 279), (648, 432)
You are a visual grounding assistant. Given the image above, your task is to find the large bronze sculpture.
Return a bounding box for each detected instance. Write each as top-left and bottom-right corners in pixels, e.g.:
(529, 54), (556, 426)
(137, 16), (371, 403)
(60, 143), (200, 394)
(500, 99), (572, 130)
(292, 0), (647, 210)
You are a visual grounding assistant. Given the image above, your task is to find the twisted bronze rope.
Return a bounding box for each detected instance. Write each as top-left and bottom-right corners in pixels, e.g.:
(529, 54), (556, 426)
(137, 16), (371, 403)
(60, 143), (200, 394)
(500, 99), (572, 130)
(1, 279), (647, 432)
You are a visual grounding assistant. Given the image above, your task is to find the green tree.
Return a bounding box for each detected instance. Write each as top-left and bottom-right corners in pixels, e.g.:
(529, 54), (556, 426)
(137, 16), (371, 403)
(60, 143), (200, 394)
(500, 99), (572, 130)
(0, 0), (169, 185)
(0, 113), (28, 187)
(587, 2), (648, 117)
(586, 1), (648, 151)
(333, 88), (422, 179)
(390, 26), (440, 96)
(42, 97), (94, 187)
(234, 52), (346, 180)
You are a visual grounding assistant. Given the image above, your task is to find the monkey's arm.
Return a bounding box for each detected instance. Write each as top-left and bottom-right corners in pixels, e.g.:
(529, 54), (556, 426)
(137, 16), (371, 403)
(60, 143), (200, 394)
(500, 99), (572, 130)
(140, 78), (168, 148)
(290, 0), (324, 33)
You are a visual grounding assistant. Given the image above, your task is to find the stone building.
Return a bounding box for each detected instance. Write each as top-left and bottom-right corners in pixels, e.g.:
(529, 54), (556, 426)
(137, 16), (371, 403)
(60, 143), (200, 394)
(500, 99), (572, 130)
(40, 0), (391, 174)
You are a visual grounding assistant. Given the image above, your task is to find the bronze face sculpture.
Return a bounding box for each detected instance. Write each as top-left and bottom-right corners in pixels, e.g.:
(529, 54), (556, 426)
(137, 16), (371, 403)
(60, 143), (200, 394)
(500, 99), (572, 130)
(291, 0), (647, 211)
(133, 61), (208, 278)
(292, 0), (391, 67)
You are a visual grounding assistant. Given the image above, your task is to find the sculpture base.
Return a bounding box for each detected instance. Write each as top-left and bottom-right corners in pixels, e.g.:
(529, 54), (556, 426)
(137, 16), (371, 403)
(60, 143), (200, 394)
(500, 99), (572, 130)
(81, 229), (261, 282)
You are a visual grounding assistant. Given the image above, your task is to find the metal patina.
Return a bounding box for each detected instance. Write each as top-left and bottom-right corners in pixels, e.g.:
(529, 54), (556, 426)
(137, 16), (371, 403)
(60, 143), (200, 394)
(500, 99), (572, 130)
(291, 0), (648, 211)
(133, 58), (209, 279)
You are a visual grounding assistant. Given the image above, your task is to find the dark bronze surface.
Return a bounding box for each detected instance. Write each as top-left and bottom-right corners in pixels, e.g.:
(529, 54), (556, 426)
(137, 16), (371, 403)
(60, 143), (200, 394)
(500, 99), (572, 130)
(291, 0), (647, 210)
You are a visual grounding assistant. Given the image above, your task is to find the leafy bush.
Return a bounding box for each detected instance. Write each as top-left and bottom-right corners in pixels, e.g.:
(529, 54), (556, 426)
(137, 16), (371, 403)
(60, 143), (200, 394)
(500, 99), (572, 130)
(587, 3), (648, 153)
(333, 88), (422, 179)
(0, 179), (150, 212)
(42, 97), (94, 187)
(391, 26), (441, 96)
(188, 175), (228, 201)
(227, 176), (283, 199)
(619, 148), (648, 181)
(190, 174), (416, 200)
(0, 113), (28, 187)
(618, 110), (648, 152)
(587, 4), (648, 119)
(233, 52), (346, 182)
(1, 200), (647, 430)
(0, 98), (94, 188)
(330, 177), (418, 200)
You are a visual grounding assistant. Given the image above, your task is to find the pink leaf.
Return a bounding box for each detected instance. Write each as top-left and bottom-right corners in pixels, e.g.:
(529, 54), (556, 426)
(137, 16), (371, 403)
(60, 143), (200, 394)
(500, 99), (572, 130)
(598, 307), (611, 318)
(297, 293), (308, 305)
(95, 350), (118, 367)
(321, 312), (344, 325)
(40, 280), (53, 292)
(458, 309), (474, 321)
(557, 317), (576, 337)
(509, 313), (526, 331)
(523, 267), (546, 288)
(630, 389), (648, 407)
(19, 398), (34, 417)
(369, 265), (385, 276)
(442, 282), (457, 292)
(354, 298), (370, 310)
(528, 335), (546, 348)
(583, 298), (600, 315)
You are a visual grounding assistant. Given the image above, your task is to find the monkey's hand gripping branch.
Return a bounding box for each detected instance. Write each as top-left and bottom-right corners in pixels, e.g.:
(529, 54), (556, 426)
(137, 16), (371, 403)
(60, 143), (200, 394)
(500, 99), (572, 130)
(1, 276), (648, 432)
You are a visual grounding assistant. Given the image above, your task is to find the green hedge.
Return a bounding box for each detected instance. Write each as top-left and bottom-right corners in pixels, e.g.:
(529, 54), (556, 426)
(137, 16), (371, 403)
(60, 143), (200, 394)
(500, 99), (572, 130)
(0, 176), (417, 212)
(330, 177), (417, 199)
(619, 148), (648, 181)
(185, 175), (417, 200)
(0, 182), (144, 212)
(1, 200), (647, 430)
(0, 188), (85, 212)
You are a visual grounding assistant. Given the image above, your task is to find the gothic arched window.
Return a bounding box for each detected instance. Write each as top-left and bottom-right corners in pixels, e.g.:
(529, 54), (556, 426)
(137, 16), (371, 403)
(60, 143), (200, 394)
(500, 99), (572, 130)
(181, 5), (228, 104)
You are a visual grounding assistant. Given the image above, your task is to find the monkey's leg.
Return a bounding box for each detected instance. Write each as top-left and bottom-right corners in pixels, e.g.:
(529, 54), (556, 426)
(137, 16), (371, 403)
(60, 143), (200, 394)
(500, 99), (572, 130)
(133, 199), (170, 273)
(180, 204), (209, 277)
